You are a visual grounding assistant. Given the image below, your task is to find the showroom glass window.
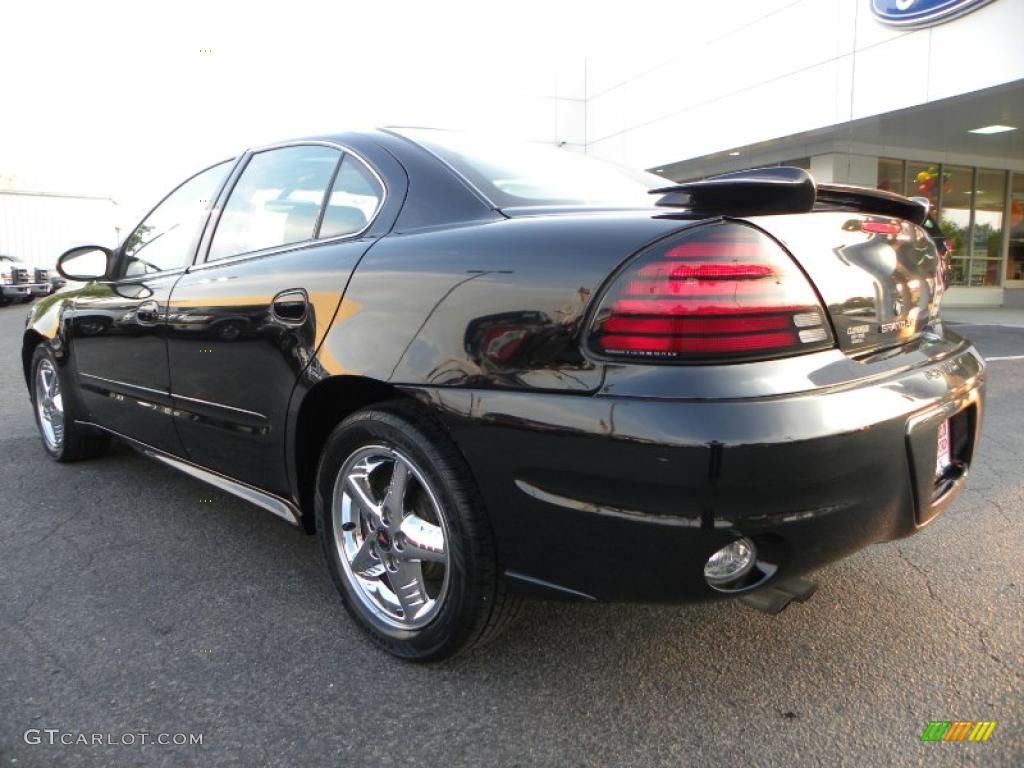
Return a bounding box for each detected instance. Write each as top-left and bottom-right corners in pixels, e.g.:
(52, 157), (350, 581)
(881, 159), (1015, 289)
(972, 169), (1007, 287)
(906, 161), (939, 209)
(208, 145), (340, 261)
(317, 155), (384, 239)
(1008, 174), (1024, 283)
(877, 158), (904, 195)
(121, 161), (233, 276)
(941, 166), (973, 286)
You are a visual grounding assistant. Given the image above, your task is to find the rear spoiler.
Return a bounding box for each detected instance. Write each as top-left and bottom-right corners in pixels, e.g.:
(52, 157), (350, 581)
(651, 167), (929, 225)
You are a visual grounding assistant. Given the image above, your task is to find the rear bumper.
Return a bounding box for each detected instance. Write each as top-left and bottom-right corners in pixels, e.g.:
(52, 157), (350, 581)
(409, 337), (985, 602)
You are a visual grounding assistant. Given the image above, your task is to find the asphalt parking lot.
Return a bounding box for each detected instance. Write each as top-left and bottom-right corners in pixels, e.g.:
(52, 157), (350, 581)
(1, 304), (1021, 768)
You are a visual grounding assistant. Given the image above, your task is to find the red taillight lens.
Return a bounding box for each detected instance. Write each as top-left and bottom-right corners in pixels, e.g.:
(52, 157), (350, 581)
(860, 220), (902, 235)
(590, 223), (834, 362)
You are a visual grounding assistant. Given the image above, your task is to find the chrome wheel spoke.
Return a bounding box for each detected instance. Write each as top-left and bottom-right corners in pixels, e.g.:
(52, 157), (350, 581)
(350, 535), (383, 577)
(382, 461), (409, 527)
(387, 560), (429, 618)
(398, 514), (446, 563)
(345, 472), (384, 527)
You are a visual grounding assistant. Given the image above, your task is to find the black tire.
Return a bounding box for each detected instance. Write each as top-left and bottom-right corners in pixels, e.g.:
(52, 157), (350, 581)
(30, 344), (110, 462)
(315, 401), (521, 661)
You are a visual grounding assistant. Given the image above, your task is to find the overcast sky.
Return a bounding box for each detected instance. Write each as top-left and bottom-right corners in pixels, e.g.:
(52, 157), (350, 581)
(1, 0), (788, 223)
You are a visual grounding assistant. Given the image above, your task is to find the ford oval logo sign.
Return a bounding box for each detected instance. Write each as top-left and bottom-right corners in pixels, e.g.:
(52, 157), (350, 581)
(871, 0), (996, 28)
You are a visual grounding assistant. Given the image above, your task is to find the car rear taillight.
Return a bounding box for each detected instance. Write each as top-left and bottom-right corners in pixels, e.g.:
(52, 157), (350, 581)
(589, 222), (834, 362)
(860, 220), (902, 235)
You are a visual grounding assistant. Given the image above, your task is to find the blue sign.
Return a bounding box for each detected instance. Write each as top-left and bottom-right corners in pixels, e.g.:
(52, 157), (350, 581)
(870, 0), (996, 28)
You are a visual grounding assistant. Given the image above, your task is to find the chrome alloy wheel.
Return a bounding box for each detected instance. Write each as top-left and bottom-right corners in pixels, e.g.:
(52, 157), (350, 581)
(35, 359), (65, 451)
(332, 445), (450, 630)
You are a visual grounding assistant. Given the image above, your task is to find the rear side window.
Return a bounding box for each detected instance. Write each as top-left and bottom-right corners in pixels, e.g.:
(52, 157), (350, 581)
(208, 145), (340, 261)
(318, 155), (384, 239)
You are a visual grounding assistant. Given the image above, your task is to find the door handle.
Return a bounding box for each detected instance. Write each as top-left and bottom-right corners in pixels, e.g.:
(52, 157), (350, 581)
(136, 300), (161, 325)
(271, 289), (308, 323)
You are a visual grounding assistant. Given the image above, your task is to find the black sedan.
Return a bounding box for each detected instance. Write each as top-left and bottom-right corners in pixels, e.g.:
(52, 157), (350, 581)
(23, 129), (984, 660)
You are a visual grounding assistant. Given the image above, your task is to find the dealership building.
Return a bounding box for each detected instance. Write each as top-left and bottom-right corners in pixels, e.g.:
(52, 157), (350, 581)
(554, 0), (1024, 306)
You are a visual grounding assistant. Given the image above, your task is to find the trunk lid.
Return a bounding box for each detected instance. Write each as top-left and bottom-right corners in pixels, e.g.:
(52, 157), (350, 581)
(749, 211), (942, 355)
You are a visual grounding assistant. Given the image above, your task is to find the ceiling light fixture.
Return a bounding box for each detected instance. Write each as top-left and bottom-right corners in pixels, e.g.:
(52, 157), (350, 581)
(728, 151), (741, 156)
(968, 124), (1017, 135)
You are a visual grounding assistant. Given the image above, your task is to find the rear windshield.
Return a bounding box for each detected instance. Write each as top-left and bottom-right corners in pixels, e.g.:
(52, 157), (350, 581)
(394, 128), (665, 209)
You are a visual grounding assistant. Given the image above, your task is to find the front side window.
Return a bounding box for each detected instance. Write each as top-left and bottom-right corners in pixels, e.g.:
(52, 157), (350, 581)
(208, 145), (340, 261)
(122, 161), (232, 276)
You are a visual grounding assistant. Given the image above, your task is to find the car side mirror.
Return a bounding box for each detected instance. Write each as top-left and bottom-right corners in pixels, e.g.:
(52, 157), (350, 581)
(56, 245), (114, 281)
